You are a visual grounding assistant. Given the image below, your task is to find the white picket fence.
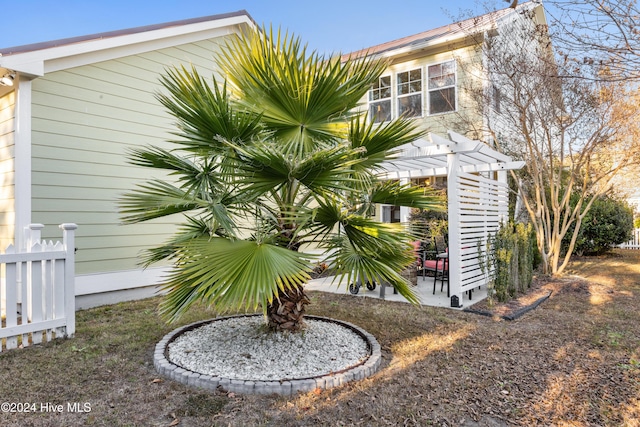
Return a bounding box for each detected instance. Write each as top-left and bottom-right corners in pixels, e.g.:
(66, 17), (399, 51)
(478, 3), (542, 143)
(1, 223), (77, 352)
(619, 228), (640, 250)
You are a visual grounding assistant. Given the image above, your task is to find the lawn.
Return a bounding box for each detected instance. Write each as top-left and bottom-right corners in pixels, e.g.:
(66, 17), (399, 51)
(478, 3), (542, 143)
(1, 250), (639, 426)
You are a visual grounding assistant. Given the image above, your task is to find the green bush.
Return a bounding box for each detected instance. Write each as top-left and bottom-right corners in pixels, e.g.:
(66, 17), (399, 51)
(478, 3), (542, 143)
(488, 222), (535, 302)
(567, 194), (634, 255)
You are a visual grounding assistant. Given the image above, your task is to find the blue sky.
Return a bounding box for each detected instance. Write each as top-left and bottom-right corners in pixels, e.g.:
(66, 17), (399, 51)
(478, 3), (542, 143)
(0, 0), (506, 55)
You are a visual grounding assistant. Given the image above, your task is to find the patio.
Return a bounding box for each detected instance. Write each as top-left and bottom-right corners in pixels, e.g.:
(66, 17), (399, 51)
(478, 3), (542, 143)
(305, 274), (488, 309)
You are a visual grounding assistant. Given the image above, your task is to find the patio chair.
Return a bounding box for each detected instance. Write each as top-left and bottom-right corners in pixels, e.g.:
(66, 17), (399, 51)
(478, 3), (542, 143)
(419, 236), (449, 294)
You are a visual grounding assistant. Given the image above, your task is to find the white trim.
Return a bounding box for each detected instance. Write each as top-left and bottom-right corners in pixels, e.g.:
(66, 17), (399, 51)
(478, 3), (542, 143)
(368, 74), (392, 123)
(369, 3), (544, 61)
(0, 15), (255, 76)
(399, 178), (411, 223)
(426, 59), (457, 116)
(447, 150), (462, 302)
(396, 67), (424, 119)
(368, 59), (458, 122)
(460, 161), (526, 173)
(44, 25), (242, 74)
(13, 76), (31, 251)
(374, 32), (469, 61)
(75, 266), (170, 296)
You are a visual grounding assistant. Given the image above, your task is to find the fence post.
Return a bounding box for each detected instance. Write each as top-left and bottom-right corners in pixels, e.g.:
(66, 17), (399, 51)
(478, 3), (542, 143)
(15, 224), (45, 309)
(60, 223), (77, 337)
(25, 223), (45, 249)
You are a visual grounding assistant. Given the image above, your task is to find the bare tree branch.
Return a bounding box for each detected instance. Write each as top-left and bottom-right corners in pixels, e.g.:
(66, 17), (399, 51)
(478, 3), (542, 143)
(454, 4), (640, 274)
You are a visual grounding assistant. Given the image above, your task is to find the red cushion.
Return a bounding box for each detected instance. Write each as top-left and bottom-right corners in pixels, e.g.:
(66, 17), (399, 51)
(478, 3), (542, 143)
(423, 259), (447, 271)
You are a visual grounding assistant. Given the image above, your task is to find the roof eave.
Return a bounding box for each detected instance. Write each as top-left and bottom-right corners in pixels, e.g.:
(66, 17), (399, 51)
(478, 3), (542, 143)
(373, 31), (477, 60)
(0, 11), (255, 77)
(343, 2), (543, 62)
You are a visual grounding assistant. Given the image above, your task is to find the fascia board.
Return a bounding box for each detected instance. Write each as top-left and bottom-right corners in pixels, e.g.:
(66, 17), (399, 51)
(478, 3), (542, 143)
(0, 60), (44, 76)
(44, 24), (245, 73)
(372, 32), (472, 61)
(378, 4), (545, 61)
(0, 15), (254, 76)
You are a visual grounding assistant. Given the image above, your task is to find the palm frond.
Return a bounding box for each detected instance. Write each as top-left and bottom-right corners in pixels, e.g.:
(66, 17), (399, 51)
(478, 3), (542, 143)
(119, 25), (440, 323)
(217, 27), (388, 154)
(341, 216), (416, 254)
(139, 216), (213, 267)
(370, 180), (445, 211)
(290, 144), (360, 194)
(157, 65), (263, 153)
(328, 236), (419, 305)
(126, 145), (220, 191)
(159, 237), (313, 322)
(349, 115), (427, 172)
(119, 180), (205, 223)
(229, 141), (360, 197)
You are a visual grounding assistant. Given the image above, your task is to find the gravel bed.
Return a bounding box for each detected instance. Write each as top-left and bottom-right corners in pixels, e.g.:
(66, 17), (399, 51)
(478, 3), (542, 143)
(167, 316), (370, 381)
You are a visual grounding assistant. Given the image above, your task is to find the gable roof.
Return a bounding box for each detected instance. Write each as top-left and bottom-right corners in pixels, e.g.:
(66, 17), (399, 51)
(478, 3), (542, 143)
(343, 2), (544, 60)
(0, 10), (255, 76)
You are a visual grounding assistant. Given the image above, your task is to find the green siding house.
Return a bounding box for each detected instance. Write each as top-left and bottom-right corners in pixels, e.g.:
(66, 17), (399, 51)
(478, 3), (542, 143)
(0, 11), (255, 307)
(0, 4), (544, 308)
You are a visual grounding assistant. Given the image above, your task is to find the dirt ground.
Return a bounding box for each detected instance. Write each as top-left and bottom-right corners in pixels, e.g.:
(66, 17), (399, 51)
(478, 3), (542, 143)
(1, 250), (639, 426)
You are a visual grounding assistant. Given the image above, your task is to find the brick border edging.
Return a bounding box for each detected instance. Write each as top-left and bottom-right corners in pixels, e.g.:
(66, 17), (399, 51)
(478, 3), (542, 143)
(153, 314), (382, 395)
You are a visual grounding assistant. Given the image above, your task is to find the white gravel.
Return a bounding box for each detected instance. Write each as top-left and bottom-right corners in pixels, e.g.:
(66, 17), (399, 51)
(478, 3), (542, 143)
(167, 316), (370, 381)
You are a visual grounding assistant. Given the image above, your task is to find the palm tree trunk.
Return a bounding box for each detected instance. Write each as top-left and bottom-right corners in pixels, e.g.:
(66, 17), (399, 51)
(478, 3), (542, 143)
(266, 284), (310, 332)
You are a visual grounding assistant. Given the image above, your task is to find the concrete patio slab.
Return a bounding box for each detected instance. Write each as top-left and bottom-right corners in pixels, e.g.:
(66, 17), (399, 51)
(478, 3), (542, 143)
(305, 274), (487, 309)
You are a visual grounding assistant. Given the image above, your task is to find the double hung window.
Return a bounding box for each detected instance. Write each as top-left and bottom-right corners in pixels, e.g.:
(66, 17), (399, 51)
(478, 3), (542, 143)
(369, 76), (391, 123)
(427, 60), (456, 114)
(397, 69), (422, 118)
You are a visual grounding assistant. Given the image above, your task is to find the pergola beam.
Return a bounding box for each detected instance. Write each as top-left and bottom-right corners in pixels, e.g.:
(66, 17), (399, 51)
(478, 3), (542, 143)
(460, 161), (526, 173)
(380, 131), (520, 178)
(379, 167), (449, 179)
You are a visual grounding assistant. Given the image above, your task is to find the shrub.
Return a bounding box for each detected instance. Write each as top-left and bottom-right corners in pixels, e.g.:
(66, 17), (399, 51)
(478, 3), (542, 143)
(487, 222), (535, 302)
(568, 194), (634, 255)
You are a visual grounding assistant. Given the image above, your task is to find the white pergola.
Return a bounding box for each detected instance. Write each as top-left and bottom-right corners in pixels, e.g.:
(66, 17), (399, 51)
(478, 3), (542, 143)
(379, 131), (525, 306)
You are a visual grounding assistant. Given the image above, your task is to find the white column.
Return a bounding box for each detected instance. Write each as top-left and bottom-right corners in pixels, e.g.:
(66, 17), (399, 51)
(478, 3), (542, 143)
(497, 170), (508, 223)
(399, 178), (411, 223)
(447, 151), (462, 306)
(14, 76), (32, 251)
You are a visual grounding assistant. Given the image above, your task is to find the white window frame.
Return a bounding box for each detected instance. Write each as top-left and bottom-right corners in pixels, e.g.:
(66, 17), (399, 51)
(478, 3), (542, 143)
(492, 84), (501, 113)
(368, 74), (392, 123)
(396, 67), (423, 119)
(427, 60), (457, 115)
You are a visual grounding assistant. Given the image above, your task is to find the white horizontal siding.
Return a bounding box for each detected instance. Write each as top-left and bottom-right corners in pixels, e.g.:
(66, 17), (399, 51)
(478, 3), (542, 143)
(30, 37), (229, 276)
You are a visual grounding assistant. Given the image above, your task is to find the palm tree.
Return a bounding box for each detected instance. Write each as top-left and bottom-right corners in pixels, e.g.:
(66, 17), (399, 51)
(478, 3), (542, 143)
(120, 28), (443, 331)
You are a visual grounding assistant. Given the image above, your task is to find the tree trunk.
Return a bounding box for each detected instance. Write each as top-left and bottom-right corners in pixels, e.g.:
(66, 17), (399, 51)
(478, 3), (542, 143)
(266, 284), (311, 332)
